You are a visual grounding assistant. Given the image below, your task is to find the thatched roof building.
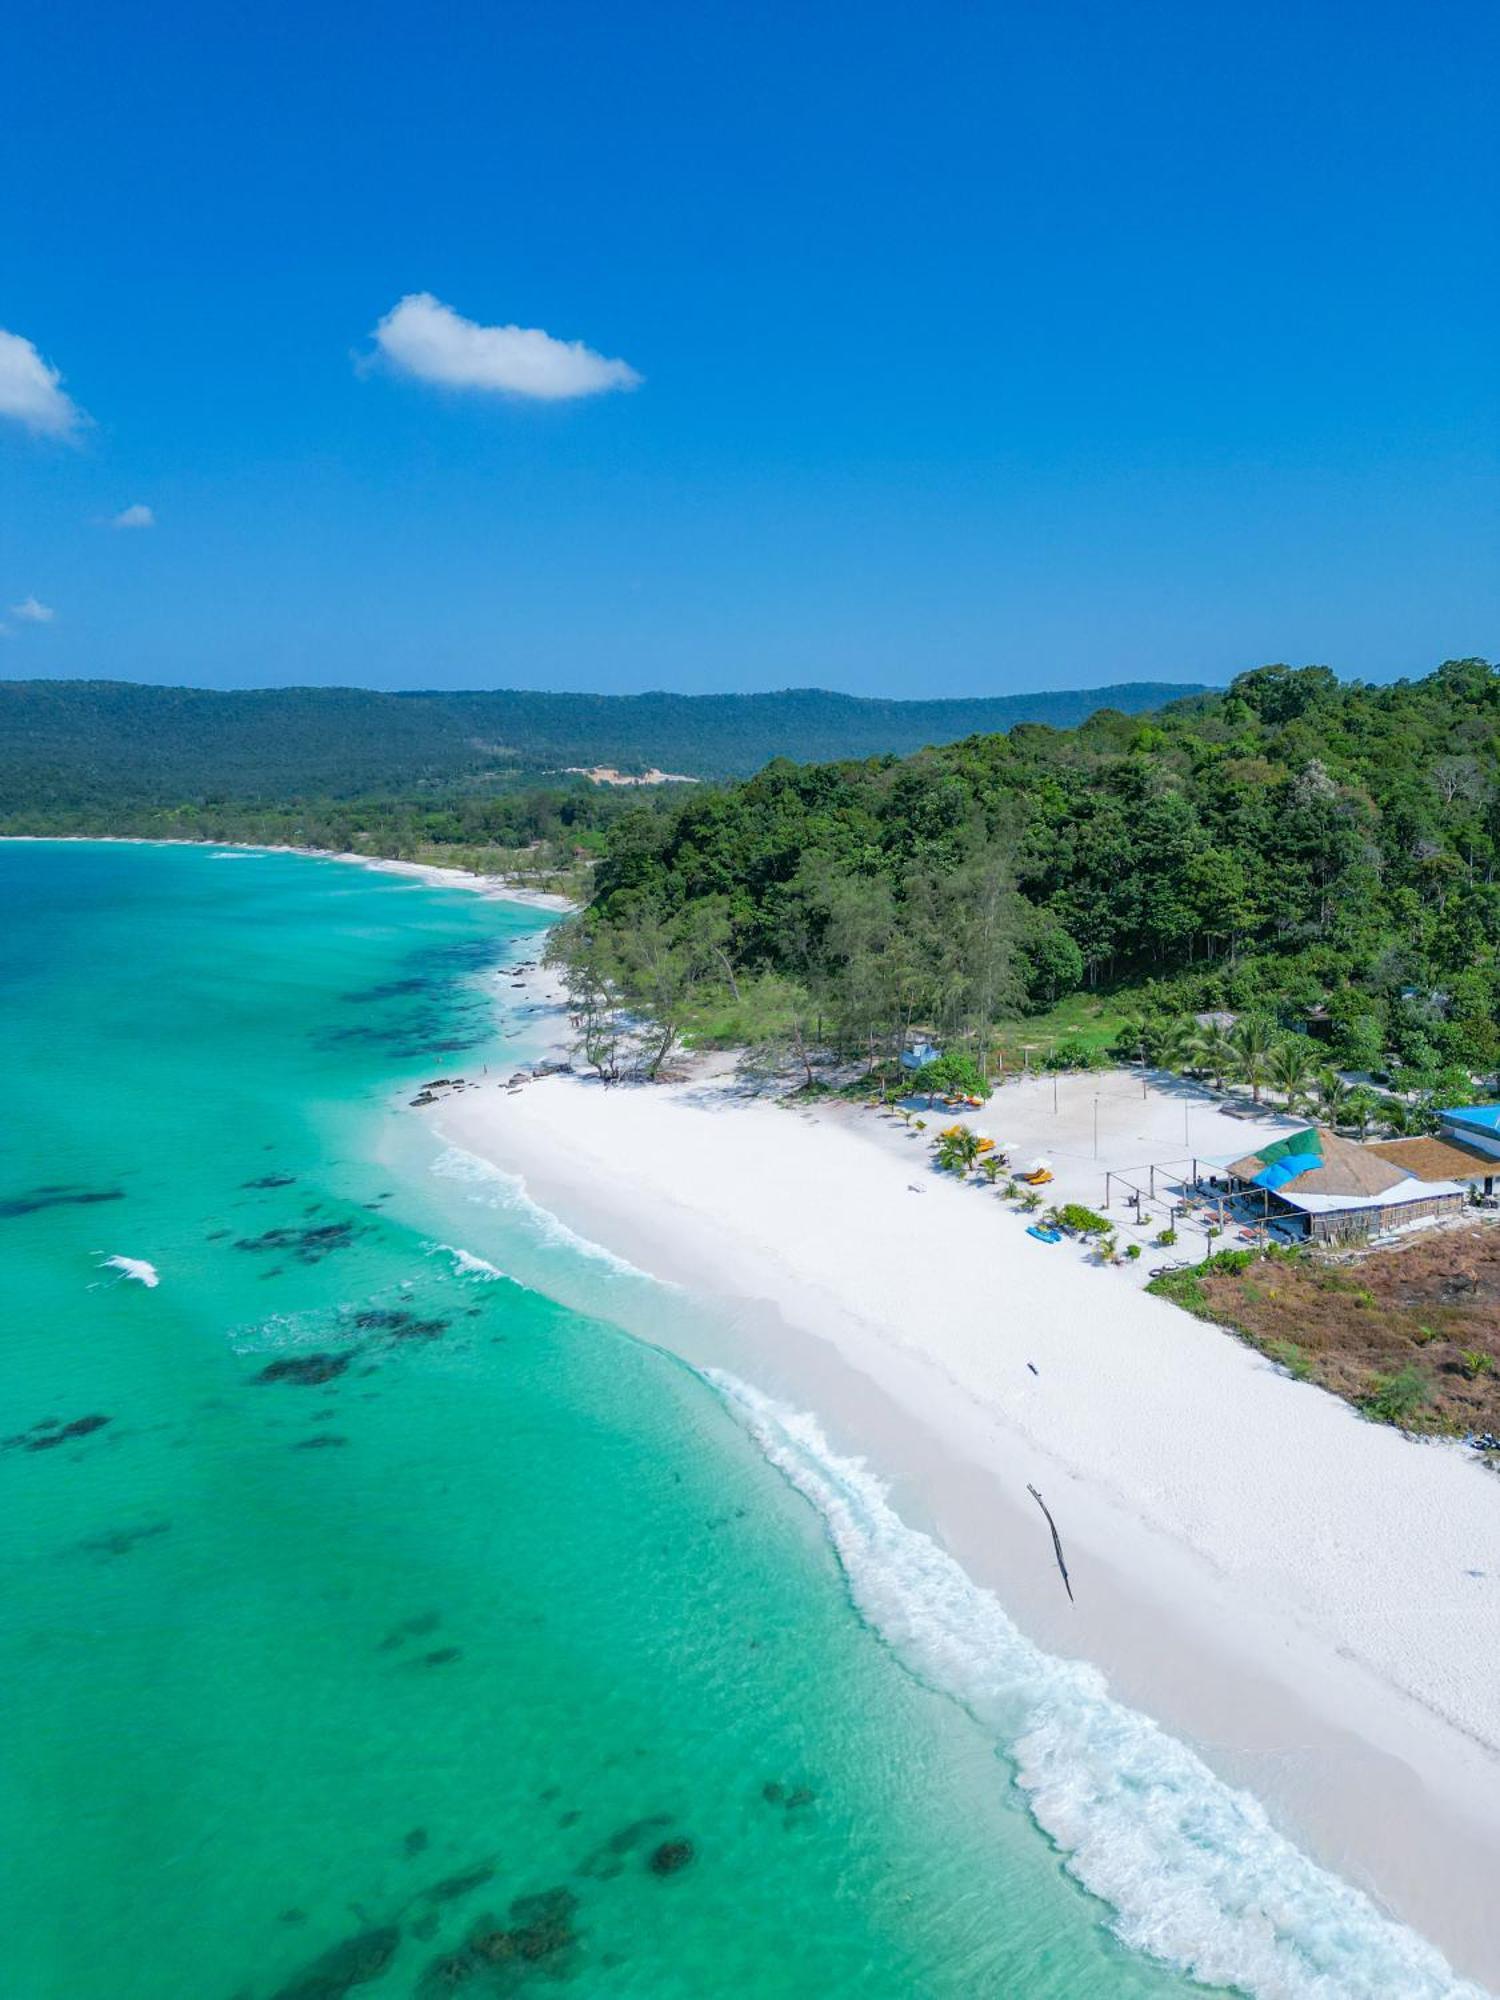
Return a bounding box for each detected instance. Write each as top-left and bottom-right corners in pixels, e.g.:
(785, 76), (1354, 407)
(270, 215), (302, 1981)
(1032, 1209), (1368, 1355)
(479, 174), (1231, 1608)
(1226, 1127), (1465, 1244)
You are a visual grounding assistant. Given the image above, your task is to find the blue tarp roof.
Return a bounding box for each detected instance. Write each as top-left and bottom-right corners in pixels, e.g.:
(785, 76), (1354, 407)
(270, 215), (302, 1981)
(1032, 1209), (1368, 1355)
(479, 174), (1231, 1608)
(1441, 1105), (1500, 1132)
(1251, 1152), (1323, 1192)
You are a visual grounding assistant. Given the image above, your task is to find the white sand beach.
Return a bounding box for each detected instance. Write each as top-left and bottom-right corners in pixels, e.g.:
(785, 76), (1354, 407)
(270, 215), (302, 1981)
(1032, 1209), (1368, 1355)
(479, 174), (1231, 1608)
(327, 852), (579, 911)
(428, 1059), (1500, 1989)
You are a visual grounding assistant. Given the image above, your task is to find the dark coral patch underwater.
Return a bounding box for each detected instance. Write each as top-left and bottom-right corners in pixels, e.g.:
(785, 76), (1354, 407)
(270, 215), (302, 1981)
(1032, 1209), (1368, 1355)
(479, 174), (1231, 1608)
(0, 1185), (125, 1219)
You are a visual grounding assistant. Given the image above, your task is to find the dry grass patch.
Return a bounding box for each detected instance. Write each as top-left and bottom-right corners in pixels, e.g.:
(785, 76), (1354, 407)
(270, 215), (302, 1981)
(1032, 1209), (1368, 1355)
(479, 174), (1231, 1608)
(1167, 1225), (1500, 1437)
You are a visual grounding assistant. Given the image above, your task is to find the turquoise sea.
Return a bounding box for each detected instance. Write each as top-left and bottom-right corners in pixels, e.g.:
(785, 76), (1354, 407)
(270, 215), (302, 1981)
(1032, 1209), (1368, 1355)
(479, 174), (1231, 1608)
(0, 844), (1475, 2000)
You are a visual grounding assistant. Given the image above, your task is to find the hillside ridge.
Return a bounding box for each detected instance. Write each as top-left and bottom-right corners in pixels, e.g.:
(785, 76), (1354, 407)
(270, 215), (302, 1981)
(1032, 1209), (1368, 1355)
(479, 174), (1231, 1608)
(0, 677), (1208, 805)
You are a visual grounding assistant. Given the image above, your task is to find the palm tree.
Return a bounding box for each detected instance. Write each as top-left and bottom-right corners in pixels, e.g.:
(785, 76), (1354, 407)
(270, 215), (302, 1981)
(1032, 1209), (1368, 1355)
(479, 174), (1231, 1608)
(1116, 1012), (1152, 1069)
(934, 1125), (981, 1175)
(1374, 1091), (1439, 1139)
(1267, 1039), (1314, 1112)
(1377, 1094), (1417, 1138)
(1346, 1086), (1381, 1141)
(1195, 1027), (1240, 1093)
(1161, 1017), (1202, 1075)
(1316, 1068), (1352, 1130)
(1232, 1018), (1277, 1104)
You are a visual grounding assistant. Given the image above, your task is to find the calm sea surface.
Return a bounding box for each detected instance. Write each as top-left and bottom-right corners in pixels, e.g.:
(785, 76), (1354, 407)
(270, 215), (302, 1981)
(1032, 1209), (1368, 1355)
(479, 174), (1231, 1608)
(0, 844), (1472, 2000)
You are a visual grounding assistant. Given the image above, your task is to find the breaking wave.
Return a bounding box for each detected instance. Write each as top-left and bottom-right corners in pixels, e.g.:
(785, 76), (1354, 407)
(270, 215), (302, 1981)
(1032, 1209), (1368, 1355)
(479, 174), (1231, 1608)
(426, 1241), (507, 1281)
(99, 1253), (159, 1288)
(709, 1371), (1485, 2000)
(429, 1144), (667, 1283)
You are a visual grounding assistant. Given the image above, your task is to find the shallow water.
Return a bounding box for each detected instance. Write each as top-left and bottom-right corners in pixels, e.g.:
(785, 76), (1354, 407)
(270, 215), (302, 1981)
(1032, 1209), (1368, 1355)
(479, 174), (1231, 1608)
(1, 843), (1197, 1999)
(1, 843), (1477, 2000)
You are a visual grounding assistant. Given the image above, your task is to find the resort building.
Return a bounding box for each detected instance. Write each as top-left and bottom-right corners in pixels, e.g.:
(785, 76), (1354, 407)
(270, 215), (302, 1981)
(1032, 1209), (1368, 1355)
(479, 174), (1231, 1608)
(1360, 1106), (1500, 1199)
(1224, 1127), (1466, 1246)
(1429, 1105), (1500, 1190)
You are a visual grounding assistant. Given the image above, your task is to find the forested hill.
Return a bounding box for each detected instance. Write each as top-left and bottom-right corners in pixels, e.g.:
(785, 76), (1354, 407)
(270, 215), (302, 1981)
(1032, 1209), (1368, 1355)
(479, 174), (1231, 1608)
(0, 678), (1203, 809)
(563, 660), (1500, 1092)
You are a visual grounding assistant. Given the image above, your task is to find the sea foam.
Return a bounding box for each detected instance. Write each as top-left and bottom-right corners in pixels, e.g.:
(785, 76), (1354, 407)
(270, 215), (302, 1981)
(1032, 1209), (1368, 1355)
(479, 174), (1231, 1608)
(430, 1144), (667, 1283)
(710, 1371), (1486, 2000)
(99, 1254), (159, 1288)
(426, 1241), (507, 1281)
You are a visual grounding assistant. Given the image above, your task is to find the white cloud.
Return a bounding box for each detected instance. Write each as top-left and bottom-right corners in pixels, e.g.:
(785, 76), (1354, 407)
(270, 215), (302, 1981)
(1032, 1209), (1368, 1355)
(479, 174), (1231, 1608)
(11, 596), (55, 623)
(110, 502), (156, 529)
(0, 327), (85, 437)
(370, 292), (641, 402)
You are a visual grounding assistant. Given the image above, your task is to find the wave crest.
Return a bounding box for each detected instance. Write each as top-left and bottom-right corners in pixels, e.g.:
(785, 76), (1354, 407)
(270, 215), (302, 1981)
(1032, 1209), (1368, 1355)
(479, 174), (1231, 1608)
(709, 1371), (1484, 2000)
(430, 1145), (665, 1282)
(426, 1241), (507, 1281)
(99, 1253), (159, 1288)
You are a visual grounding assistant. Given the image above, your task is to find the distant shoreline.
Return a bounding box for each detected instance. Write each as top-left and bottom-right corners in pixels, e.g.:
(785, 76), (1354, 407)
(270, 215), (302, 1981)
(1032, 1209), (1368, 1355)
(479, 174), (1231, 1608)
(0, 834), (581, 914)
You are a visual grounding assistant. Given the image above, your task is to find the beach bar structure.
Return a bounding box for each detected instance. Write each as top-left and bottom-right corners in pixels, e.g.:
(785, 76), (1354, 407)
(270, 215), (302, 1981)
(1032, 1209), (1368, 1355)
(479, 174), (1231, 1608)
(1422, 1106), (1500, 1194)
(1223, 1127), (1465, 1246)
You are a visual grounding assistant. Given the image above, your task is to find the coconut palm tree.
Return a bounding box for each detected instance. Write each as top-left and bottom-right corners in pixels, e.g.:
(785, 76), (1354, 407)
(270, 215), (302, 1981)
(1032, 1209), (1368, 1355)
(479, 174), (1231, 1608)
(934, 1125), (981, 1175)
(1161, 1017), (1203, 1075)
(1231, 1018), (1277, 1104)
(1346, 1086), (1380, 1141)
(1194, 1027), (1240, 1093)
(1377, 1094), (1418, 1138)
(1115, 1012), (1152, 1069)
(1266, 1039), (1314, 1112)
(1373, 1089), (1439, 1139)
(1315, 1068), (1352, 1130)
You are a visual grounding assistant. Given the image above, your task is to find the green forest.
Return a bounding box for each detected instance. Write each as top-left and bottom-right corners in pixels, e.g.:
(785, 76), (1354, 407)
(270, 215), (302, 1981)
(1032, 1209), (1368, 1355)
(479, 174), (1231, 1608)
(0, 676), (1194, 805)
(548, 660), (1500, 1105)
(7, 660), (1498, 1107)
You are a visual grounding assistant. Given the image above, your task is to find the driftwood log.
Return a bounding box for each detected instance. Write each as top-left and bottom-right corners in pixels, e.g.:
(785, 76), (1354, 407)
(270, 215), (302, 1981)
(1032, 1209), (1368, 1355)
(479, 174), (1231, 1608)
(1027, 1483), (1074, 1602)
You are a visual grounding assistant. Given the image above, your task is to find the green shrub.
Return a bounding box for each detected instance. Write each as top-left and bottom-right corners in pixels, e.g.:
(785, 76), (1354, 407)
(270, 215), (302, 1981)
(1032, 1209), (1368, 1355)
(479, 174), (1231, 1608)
(1155, 1226), (1177, 1247)
(1268, 1339), (1313, 1381)
(1125, 1242), (1142, 1261)
(1201, 1248), (1255, 1275)
(1146, 1267), (1210, 1316)
(1054, 1203), (1110, 1236)
(909, 1051), (987, 1101)
(1360, 1364), (1431, 1427)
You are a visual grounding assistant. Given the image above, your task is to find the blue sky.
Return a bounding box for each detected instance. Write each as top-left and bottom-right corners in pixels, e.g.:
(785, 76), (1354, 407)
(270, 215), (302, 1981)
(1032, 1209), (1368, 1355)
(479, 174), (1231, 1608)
(2, 0), (1495, 695)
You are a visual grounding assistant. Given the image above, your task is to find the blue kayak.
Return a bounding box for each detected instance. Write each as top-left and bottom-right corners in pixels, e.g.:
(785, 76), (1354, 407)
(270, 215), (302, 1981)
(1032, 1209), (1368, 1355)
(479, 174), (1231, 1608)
(1026, 1224), (1063, 1243)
